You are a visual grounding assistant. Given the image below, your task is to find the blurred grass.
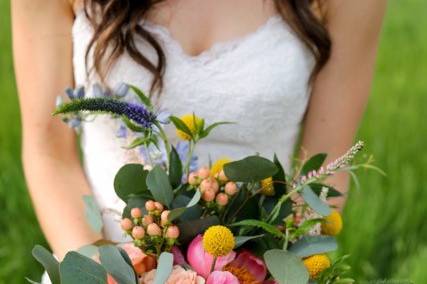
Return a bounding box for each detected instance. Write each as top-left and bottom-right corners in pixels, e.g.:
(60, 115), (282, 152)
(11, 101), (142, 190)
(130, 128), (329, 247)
(0, 0), (426, 282)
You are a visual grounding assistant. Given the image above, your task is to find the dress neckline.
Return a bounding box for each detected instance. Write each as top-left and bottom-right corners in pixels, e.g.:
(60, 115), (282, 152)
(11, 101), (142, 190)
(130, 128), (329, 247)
(142, 15), (285, 63)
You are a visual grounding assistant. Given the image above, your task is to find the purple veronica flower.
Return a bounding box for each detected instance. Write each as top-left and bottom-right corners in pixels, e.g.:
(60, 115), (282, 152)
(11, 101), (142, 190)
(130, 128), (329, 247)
(54, 97), (157, 129)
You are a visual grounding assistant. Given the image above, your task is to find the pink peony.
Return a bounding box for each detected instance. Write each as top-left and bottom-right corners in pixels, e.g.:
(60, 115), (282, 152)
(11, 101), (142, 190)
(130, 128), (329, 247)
(187, 235), (236, 279)
(206, 271), (239, 284)
(141, 265), (205, 284)
(224, 250), (268, 283)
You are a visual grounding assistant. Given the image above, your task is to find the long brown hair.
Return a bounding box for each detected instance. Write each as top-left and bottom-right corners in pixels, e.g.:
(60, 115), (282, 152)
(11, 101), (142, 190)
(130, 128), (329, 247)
(83, 0), (331, 95)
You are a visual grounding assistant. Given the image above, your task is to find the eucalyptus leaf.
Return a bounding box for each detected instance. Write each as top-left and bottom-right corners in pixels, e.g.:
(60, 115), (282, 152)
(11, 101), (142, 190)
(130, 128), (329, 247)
(171, 195), (203, 221)
(301, 153), (327, 176)
(301, 185), (331, 216)
(169, 146), (183, 188)
(264, 249), (309, 284)
(178, 216), (220, 243)
(153, 252), (174, 284)
(310, 183), (342, 197)
(289, 236), (337, 258)
(114, 164), (149, 202)
(146, 165), (174, 207)
(168, 190), (201, 222)
(83, 195), (103, 233)
(32, 245), (60, 284)
(77, 245), (99, 259)
(99, 245), (137, 284)
(223, 156), (278, 183)
(60, 251), (107, 284)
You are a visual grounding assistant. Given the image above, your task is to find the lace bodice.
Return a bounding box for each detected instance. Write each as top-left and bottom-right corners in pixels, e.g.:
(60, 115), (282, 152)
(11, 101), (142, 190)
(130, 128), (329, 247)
(72, 10), (314, 241)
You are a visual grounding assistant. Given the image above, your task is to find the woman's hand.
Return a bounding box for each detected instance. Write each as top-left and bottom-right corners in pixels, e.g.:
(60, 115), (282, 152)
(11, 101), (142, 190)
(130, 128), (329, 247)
(12, 0), (101, 259)
(301, 0), (387, 210)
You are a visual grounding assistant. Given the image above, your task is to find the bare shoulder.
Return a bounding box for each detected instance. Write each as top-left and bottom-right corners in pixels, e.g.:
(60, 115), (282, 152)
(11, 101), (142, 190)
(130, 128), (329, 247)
(68, 0), (83, 13)
(324, 0), (387, 40)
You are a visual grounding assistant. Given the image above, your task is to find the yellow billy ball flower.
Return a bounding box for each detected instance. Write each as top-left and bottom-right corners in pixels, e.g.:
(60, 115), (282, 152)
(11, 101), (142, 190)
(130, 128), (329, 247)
(260, 177), (275, 196)
(303, 254), (331, 279)
(176, 114), (203, 140)
(203, 225), (235, 257)
(321, 210), (343, 236)
(210, 157), (232, 177)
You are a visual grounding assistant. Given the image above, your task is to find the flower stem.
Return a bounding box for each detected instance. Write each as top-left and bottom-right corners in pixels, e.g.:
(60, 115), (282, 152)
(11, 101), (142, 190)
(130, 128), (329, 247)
(210, 257), (217, 273)
(154, 121), (171, 166)
(183, 140), (195, 176)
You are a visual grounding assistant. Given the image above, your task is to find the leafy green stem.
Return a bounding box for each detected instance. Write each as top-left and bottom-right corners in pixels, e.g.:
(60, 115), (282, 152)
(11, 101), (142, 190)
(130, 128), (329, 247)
(183, 140), (195, 176)
(154, 121), (171, 167)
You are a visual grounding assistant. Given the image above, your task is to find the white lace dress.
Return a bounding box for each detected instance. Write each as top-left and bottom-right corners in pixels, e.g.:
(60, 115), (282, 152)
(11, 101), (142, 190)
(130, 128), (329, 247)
(42, 9), (314, 284)
(74, 11), (313, 242)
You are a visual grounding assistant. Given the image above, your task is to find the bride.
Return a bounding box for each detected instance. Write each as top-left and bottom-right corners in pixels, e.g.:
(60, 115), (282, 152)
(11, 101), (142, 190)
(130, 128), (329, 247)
(12, 0), (385, 273)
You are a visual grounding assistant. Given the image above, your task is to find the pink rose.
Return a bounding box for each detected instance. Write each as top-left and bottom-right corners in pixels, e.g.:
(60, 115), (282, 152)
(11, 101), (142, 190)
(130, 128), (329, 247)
(206, 271), (239, 284)
(187, 235), (236, 278)
(120, 243), (157, 275)
(141, 265), (205, 284)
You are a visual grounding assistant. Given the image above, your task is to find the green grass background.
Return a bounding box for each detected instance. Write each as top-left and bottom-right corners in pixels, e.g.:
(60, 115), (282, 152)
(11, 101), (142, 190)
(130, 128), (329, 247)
(0, 0), (426, 282)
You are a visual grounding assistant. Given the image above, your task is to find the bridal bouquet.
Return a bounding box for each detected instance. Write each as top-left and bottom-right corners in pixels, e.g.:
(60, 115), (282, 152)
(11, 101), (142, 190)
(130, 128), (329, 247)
(30, 84), (373, 284)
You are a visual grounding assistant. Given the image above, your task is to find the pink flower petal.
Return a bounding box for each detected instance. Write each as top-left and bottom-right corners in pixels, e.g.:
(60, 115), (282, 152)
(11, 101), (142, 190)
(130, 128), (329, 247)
(206, 271), (239, 284)
(187, 235), (236, 279)
(171, 246), (187, 266)
(230, 250), (267, 282)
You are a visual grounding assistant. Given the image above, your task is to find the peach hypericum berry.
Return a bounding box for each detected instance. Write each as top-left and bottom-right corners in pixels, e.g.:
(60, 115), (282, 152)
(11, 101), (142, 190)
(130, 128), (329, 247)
(130, 208), (143, 219)
(121, 200), (180, 255)
(216, 193), (229, 206)
(224, 181), (238, 196)
(147, 223), (162, 237)
(132, 226), (145, 239)
(121, 218), (134, 231)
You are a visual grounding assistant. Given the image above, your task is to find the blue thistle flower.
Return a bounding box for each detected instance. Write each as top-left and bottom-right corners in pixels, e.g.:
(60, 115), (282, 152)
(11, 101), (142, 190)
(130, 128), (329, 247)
(116, 124), (128, 138)
(156, 109), (171, 124)
(114, 83), (129, 98)
(54, 97), (157, 129)
(139, 143), (168, 167)
(65, 86), (85, 100)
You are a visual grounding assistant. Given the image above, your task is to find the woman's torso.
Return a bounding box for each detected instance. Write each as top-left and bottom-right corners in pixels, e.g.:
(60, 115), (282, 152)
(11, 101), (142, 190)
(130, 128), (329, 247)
(72, 1), (314, 241)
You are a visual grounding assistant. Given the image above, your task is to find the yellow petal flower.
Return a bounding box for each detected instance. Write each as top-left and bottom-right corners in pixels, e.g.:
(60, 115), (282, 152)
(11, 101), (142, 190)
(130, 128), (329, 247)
(176, 114), (203, 140)
(321, 209), (343, 236)
(202, 225), (235, 257)
(210, 157), (232, 177)
(303, 254), (331, 279)
(260, 177), (275, 196)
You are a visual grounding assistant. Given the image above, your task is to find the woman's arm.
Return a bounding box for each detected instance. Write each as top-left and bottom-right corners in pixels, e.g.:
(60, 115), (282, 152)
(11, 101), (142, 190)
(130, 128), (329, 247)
(301, 0), (387, 209)
(12, 0), (101, 259)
